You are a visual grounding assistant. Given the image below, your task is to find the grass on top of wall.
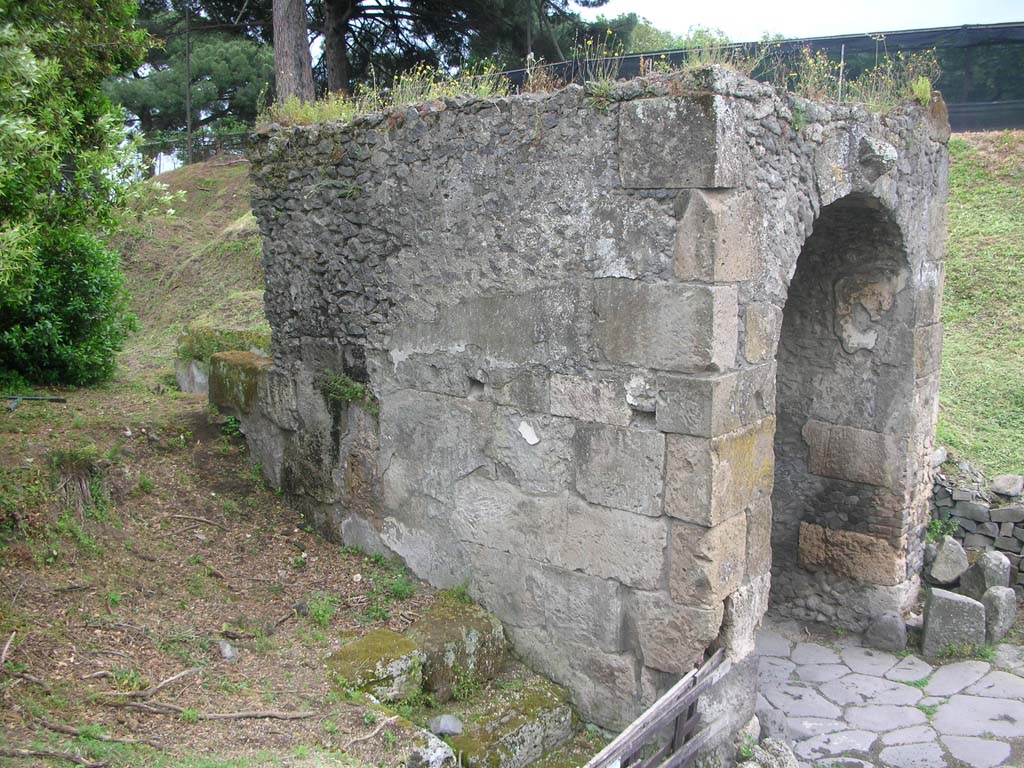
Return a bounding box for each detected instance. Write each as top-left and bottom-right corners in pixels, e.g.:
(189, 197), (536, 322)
(936, 130), (1024, 475)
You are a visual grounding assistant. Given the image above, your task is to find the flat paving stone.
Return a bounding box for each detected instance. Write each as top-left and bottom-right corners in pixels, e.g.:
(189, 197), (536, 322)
(794, 730), (876, 760)
(816, 760), (876, 768)
(964, 669), (1024, 699)
(759, 656), (796, 687)
(841, 646), (898, 676)
(792, 641), (841, 665)
(756, 628), (793, 657)
(933, 694), (1024, 738)
(845, 704), (926, 732)
(796, 663), (850, 683)
(884, 655), (933, 683)
(917, 695), (945, 707)
(880, 724), (936, 745)
(765, 683), (842, 718)
(940, 735), (1011, 768)
(924, 660), (990, 696)
(818, 674), (922, 706)
(787, 716), (846, 740)
(878, 742), (947, 768)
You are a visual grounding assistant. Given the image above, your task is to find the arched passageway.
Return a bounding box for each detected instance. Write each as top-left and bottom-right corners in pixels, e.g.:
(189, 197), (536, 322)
(770, 193), (923, 627)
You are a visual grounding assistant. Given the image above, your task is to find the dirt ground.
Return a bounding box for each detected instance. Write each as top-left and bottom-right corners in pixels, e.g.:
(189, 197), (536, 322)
(0, 377), (442, 767)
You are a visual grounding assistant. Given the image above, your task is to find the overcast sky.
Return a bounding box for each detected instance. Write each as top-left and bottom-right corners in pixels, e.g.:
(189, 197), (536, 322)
(579, 0), (1023, 44)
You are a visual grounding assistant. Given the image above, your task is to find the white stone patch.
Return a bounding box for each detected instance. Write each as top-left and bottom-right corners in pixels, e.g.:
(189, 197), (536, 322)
(878, 742), (948, 768)
(795, 729), (876, 760)
(517, 420), (540, 445)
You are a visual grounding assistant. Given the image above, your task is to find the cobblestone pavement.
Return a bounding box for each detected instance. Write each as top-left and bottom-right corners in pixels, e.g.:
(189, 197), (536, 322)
(756, 617), (1024, 768)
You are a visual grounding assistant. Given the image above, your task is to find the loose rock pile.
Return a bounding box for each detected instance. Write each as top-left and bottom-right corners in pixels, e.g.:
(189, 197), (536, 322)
(931, 461), (1024, 591)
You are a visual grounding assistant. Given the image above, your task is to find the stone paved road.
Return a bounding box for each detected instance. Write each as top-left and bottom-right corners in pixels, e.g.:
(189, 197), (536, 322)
(756, 618), (1024, 768)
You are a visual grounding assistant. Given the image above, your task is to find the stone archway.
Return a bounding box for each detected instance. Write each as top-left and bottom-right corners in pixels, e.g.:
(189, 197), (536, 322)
(769, 192), (931, 629)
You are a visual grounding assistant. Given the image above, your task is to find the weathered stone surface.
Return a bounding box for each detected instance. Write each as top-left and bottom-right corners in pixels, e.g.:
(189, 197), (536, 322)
(748, 737), (799, 768)
(941, 736), (1011, 768)
(864, 612), (907, 652)
(841, 646), (898, 676)
(655, 364), (775, 438)
(921, 589), (986, 659)
(926, 535), (968, 585)
(549, 374), (631, 426)
(885, 655), (933, 683)
(933, 694), (1024, 737)
(428, 715), (463, 736)
(982, 586), (1017, 644)
(955, 500), (991, 522)
(925, 660), (991, 696)
(798, 522), (906, 586)
(593, 279), (737, 373)
(674, 189), (762, 282)
(326, 629), (424, 702)
(630, 590), (723, 674)
(619, 95), (744, 189)
(991, 505), (1024, 523)
(844, 704), (926, 732)
(175, 358), (209, 394)
(991, 474), (1024, 497)
(209, 351), (272, 417)
(574, 423), (664, 517)
(965, 669), (1024, 699)
(791, 643), (840, 666)
(746, 498), (773, 579)
(802, 420), (901, 489)
(877, 742), (946, 768)
(720, 572), (771, 659)
(669, 515), (747, 606)
(663, 418), (775, 527)
(743, 303), (783, 364)
(959, 550), (1011, 600)
(407, 597), (508, 703)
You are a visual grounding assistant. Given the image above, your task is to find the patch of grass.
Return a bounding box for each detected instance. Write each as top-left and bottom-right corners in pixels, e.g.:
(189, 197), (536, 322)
(112, 666), (148, 692)
(938, 642), (996, 663)
(221, 416), (242, 438)
(938, 133), (1024, 474)
(451, 664), (482, 702)
(322, 373), (378, 414)
(905, 676), (930, 689)
(307, 591), (340, 628)
(917, 702), (939, 720)
(926, 518), (959, 543)
(137, 473), (155, 494)
(442, 582), (473, 605)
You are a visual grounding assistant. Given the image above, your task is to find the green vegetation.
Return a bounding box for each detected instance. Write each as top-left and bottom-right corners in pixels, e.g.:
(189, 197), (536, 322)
(307, 591), (341, 628)
(0, 1), (146, 385)
(938, 133), (1024, 474)
(917, 702), (939, 720)
(322, 373), (379, 414)
(926, 518), (959, 542)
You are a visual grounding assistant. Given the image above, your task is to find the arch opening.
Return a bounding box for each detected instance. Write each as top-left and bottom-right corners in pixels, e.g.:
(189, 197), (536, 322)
(770, 193), (920, 628)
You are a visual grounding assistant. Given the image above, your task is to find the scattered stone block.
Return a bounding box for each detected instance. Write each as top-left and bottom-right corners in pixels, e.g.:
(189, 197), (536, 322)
(798, 522), (906, 586)
(954, 517), (977, 533)
(428, 715), (464, 736)
(326, 629), (425, 702)
(982, 586), (1017, 644)
(962, 533), (995, 550)
(209, 350), (272, 417)
(952, 489), (975, 502)
(959, 550), (1011, 601)
(749, 737), (800, 768)
(996, 536), (1022, 553)
(921, 588), (986, 659)
(926, 536), (968, 586)
(802, 419), (900, 489)
(977, 521), (999, 538)
(991, 474), (1024, 497)
(865, 611), (907, 652)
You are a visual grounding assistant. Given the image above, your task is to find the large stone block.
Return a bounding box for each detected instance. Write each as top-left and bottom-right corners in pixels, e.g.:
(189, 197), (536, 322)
(802, 419), (903, 489)
(674, 189), (762, 282)
(528, 566), (624, 653)
(656, 364), (775, 437)
(913, 323), (943, 379)
(798, 522), (906, 586)
(669, 515), (747, 606)
(619, 96), (744, 189)
(663, 418), (776, 527)
(921, 588), (986, 658)
(960, 550), (1011, 600)
(593, 279), (737, 373)
(209, 351), (272, 417)
(550, 373), (632, 426)
(574, 423), (665, 517)
(983, 586), (1017, 644)
(486, 410), (575, 494)
(326, 629), (424, 701)
(452, 477), (562, 559)
(720, 572), (771, 659)
(743, 302), (782, 364)
(746, 497), (773, 579)
(629, 590), (724, 675)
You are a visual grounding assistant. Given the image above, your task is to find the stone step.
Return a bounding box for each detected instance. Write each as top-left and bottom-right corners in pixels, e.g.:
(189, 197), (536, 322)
(437, 664), (578, 768)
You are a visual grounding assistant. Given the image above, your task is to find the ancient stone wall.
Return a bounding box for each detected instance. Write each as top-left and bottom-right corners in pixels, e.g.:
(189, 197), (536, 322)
(242, 67), (949, 737)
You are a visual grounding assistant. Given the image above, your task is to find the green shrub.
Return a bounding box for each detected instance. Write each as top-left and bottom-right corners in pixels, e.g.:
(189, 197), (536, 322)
(0, 227), (136, 385)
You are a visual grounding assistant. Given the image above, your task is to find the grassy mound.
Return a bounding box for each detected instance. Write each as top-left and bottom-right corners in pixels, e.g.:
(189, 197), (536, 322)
(114, 158), (268, 382)
(938, 131), (1024, 475)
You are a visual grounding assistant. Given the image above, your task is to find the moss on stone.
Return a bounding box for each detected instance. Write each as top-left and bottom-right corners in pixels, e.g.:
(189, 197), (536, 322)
(209, 351), (271, 416)
(326, 628), (424, 702)
(176, 321), (271, 366)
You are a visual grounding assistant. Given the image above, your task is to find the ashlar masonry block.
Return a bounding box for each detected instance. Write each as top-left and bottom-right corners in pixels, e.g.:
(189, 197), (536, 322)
(674, 189), (762, 282)
(619, 95), (745, 189)
(630, 590), (724, 675)
(669, 514), (747, 607)
(593, 279), (737, 373)
(656, 363), (775, 438)
(663, 417), (776, 527)
(802, 419), (903, 490)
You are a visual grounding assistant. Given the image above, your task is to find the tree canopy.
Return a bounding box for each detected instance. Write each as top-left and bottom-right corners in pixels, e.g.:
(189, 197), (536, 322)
(0, 0), (147, 386)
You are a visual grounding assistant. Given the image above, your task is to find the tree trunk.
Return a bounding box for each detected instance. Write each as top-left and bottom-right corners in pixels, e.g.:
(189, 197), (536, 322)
(323, 0), (352, 94)
(273, 0), (314, 103)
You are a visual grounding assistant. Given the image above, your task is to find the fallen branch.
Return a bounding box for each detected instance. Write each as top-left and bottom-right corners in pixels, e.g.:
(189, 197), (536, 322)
(1, 630), (14, 666)
(37, 718), (162, 748)
(14, 672), (52, 691)
(81, 671), (112, 680)
(166, 514), (227, 531)
(0, 747), (107, 767)
(104, 667), (198, 700)
(344, 715), (400, 749)
(105, 699), (315, 721)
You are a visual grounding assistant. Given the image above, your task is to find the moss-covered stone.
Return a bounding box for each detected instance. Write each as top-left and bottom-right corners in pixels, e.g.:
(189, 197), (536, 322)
(407, 596), (509, 703)
(446, 674), (576, 768)
(176, 320), (271, 366)
(209, 351), (272, 416)
(326, 628), (424, 702)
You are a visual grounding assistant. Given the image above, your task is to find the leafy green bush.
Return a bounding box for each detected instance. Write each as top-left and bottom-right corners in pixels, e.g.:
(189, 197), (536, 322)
(0, 226), (136, 385)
